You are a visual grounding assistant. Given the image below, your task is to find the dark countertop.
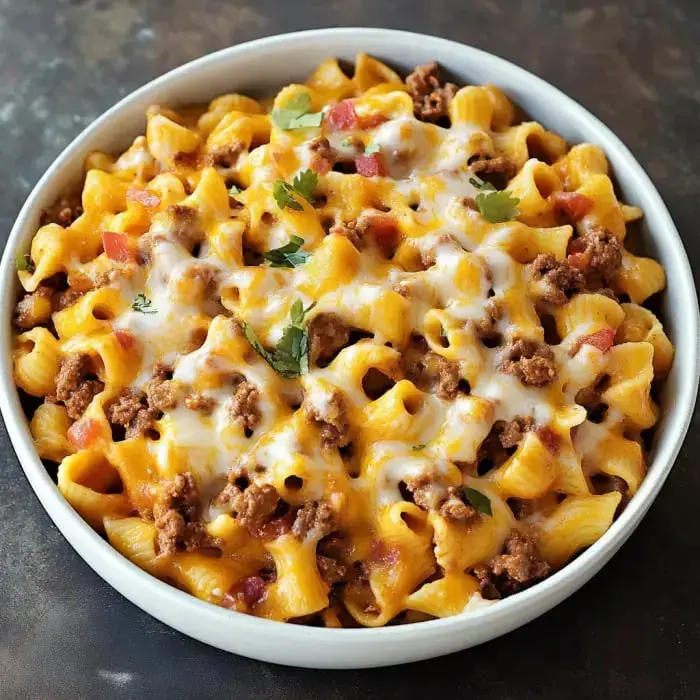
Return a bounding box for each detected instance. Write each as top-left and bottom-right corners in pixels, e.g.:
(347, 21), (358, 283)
(1, 0), (699, 697)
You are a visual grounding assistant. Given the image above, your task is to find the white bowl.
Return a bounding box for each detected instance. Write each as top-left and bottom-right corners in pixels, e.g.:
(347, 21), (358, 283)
(1, 28), (698, 669)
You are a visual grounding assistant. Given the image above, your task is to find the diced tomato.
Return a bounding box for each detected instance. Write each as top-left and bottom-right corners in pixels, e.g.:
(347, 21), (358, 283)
(114, 329), (135, 350)
(580, 328), (616, 353)
(102, 232), (132, 263)
(326, 99), (358, 131)
(355, 153), (386, 177)
(253, 511), (294, 540)
(358, 112), (388, 129)
(67, 418), (101, 450)
(550, 191), (594, 221)
(222, 575), (267, 610)
(536, 426), (561, 455)
(126, 187), (161, 208)
(366, 213), (400, 255)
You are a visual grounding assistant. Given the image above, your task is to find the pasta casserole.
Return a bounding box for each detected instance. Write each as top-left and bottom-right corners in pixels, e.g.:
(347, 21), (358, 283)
(12, 55), (673, 627)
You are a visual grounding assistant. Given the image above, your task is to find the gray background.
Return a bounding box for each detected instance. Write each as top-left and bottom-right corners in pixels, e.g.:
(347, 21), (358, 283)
(1, 0), (699, 698)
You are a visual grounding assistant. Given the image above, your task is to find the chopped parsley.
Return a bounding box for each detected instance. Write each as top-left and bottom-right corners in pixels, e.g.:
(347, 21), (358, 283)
(273, 170), (317, 211)
(243, 299), (316, 379)
(469, 176), (520, 223)
(263, 235), (309, 268)
(461, 486), (492, 516)
(412, 443), (427, 451)
(271, 93), (323, 131)
(364, 143), (381, 155)
(228, 184), (241, 195)
(16, 252), (34, 273)
(132, 293), (157, 314)
(340, 137), (353, 148)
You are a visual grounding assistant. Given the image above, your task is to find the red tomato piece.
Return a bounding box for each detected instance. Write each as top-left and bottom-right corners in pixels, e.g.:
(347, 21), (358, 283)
(536, 426), (561, 455)
(580, 328), (616, 353)
(355, 153), (386, 177)
(114, 329), (135, 350)
(253, 511), (295, 541)
(67, 418), (101, 449)
(102, 232), (132, 263)
(222, 575), (267, 610)
(567, 252), (589, 270)
(550, 191), (594, 221)
(126, 187), (161, 208)
(326, 99), (358, 131)
(366, 213), (400, 254)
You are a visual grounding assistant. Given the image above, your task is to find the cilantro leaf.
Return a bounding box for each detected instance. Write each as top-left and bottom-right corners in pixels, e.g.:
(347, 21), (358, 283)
(475, 189), (520, 223)
(229, 184), (241, 195)
(132, 293), (157, 314)
(271, 93), (323, 131)
(16, 252), (34, 273)
(263, 235), (310, 268)
(242, 299), (316, 378)
(461, 486), (492, 516)
(273, 170), (317, 211)
(469, 176), (496, 192)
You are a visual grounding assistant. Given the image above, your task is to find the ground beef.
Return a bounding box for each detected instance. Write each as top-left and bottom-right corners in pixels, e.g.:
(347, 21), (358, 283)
(470, 155), (517, 189)
(476, 424), (510, 471)
(305, 389), (351, 449)
(166, 204), (204, 251)
(209, 139), (244, 168)
(105, 388), (157, 438)
(184, 393), (216, 414)
(404, 335), (460, 400)
(182, 262), (220, 298)
(307, 313), (351, 365)
(472, 529), (551, 599)
(531, 253), (585, 305)
(292, 501), (336, 540)
(406, 62), (458, 123)
(53, 287), (85, 311)
(217, 474), (281, 533)
(153, 472), (205, 556)
(14, 285), (53, 329)
(499, 416), (536, 449)
(40, 195), (83, 227)
(439, 486), (478, 522)
(144, 364), (179, 412)
(308, 135), (337, 173)
(316, 554), (347, 586)
(474, 300), (503, 342)
(47, 354), (104, 420)
(329, 219), (364, 250)
(575, 227), (622, 283)
(501, 339), (557, 387)
(227, 378), (260, 433)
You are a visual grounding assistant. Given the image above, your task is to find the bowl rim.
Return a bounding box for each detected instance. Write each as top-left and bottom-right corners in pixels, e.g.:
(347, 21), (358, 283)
(1, 26), (698, 659)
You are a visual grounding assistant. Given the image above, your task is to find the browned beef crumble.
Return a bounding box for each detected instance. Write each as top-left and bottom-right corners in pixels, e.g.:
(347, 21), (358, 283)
(576, 226), (622, 283)
(40, 196), (83, 227)
(209, 140), (245, 168)
(307, 313), (351, 364)
(501, 339), (557, 387)
(404, 335), (460, 400)
(217, 475), (281, 533)
(499, 416), (536, 449)
(471, 529), (551, 599)
(47, 354), (104, 420)
(329, 219), (364, 250)
(292, 501), (337, 540)
(406, 62), (458, 123)
(105, 388), (157, 438)
(304, 388), (351, 449)
(153, 472), (206, 556)
(184, 393), (216, 414)
(227, 377), (260, 433)
(167, 204), (204, 251)
(531, 253), (585, 305)
(144, 363), (179, 412)
(316, 554), (347, 586)
(404, 476), (478, 524)
(53, 287), (86, 311)
(14, 285), (53, 329)
(474, 300), (503, 342)
(469, 155), (518, 189)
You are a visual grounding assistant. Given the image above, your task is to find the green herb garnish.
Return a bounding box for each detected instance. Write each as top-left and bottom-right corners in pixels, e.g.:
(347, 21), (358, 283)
(243, 299), (316, 378)
(273, 170), (318, 211)
(16, 252), (34, 273)
(229, 184), (241, 195)
(469, 176), (520, 223)
(340, 137), (353, 148)
(461, 486), (492, 516)
(412, 443), (427, 451)
(364, 143), (381, 155)
(263, 235), (310, 268)
(271, 93), (323, 131)
(132, 293), (157, 314)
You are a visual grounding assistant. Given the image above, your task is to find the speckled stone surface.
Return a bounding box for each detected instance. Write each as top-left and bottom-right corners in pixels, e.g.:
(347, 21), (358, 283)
(1, 0), (699, 697)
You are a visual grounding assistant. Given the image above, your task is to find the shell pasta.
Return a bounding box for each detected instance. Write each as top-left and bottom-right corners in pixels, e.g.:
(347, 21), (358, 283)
(12, 55), (672, 627)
